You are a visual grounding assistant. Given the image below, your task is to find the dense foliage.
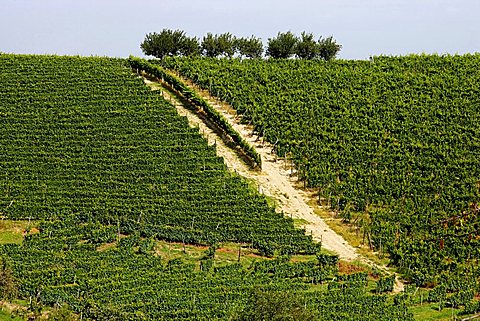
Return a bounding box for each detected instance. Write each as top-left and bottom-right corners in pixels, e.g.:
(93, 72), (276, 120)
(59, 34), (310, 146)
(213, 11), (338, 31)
(163, 55), (480, 283)
(267, 31), (341, 60)
(0, 218), (413, 320)
(0, 54), (310, 252)
(266, 31), (298, 59)
(140, 29), (200, 58)
(0, 54), (413, 320)
(140, 29), (341, 59)
(202, 32), (236, 58)
(128, 56), (262, 168)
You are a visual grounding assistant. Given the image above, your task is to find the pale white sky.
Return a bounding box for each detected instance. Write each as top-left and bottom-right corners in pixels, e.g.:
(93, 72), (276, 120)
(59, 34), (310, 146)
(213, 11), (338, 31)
(1, 0), (478, 59)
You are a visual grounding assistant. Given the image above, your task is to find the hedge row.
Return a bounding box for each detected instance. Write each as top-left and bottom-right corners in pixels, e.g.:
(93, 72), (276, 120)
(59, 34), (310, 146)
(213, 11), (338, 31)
(128, 56), (261, 168)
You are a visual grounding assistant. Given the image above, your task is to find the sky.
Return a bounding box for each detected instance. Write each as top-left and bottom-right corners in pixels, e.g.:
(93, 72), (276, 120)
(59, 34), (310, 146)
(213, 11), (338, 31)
(1, 0), (479, 60)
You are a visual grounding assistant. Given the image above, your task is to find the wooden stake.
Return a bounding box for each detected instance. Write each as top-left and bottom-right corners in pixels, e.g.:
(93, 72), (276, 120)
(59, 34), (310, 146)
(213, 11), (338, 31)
(237, 244), (241, 262)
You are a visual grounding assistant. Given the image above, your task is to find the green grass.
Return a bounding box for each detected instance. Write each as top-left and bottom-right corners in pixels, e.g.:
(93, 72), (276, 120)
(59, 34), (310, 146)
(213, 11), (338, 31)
(154, 240), (270, 268)
(0, 231), (23, 245)
(0, 308), (23, 321)
(293, 218), (310, 227)
(410, 303), (465, 320)
(153, 240), (346, 271)
(0, 220), (37, 245)
(310, 204), (393, 267)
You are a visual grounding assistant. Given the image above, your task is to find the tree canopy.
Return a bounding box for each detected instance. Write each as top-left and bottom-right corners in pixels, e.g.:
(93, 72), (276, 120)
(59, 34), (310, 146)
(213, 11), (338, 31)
(266, 31), (298, 59)
(266, 31), (342, 60)
(202, 32), (236, 58)
(318, 36), (343, 61)
(140, 29), (199, 59)
(235, 36), (264, 59)
(295, 32), (318, 59)
(140, 29), (341, 60)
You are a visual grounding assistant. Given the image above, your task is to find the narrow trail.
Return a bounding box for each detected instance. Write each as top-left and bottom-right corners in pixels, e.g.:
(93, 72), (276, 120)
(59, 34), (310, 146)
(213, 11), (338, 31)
(142, 74), (404, 293)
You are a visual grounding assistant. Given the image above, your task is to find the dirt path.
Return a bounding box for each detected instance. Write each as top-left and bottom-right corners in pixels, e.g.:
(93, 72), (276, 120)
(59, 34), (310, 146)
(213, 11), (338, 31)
(142, 75), (404, 293)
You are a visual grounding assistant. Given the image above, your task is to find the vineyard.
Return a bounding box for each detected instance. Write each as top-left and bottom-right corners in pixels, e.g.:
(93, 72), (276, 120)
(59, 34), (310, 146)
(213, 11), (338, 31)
(162, 55), (480, 306)
(0, 54), (418, 320)
(0, 54), (315, 253)
(1, 219), (413, 320)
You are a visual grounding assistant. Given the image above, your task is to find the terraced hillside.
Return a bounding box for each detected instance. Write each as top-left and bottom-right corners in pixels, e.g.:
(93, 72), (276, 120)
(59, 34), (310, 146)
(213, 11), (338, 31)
(164, 55), (480, 285)
(0, 54), (414, 320)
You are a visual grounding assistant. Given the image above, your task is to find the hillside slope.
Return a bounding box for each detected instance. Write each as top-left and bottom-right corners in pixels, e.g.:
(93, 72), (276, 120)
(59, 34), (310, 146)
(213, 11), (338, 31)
(0, 54), (414, 320)
(0, 54), (315, 253)
(165, 55), (480, 284)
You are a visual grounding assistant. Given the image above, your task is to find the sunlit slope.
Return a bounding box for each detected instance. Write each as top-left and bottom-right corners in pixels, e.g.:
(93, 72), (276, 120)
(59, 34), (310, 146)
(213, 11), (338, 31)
(165, 55), (480, 281)
(2, 218), (414, 321)
(0, 54), (415, 321)
(0, 54), (314, 253)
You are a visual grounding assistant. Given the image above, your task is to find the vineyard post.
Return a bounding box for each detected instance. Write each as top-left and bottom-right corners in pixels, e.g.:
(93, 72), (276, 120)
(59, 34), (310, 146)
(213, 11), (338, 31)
(367, 232), (373, 250)
(117, 220), (120, 242)
(182, 234), (186, 254)
(379, 239), (382, 258)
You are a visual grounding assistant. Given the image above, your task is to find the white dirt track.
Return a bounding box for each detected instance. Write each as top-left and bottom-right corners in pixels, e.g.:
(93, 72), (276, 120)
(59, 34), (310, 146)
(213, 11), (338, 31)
(143, 74), (404, 293)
